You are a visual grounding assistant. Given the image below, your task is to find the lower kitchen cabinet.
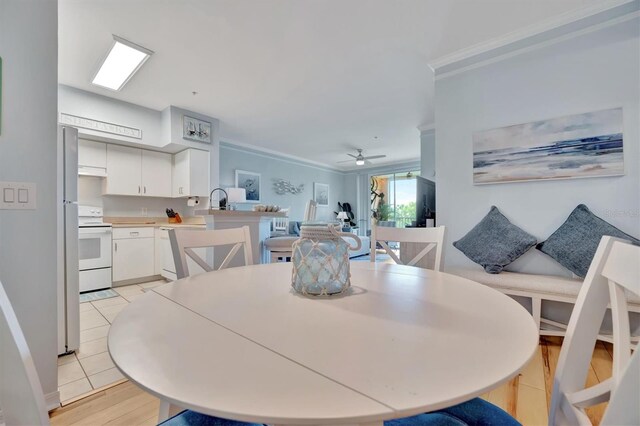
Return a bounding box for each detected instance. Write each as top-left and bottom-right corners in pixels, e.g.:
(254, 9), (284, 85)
(112, 228), (155, 282)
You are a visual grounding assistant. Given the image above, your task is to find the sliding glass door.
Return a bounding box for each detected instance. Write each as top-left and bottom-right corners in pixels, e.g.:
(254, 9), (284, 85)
(370, 170), (420, 228)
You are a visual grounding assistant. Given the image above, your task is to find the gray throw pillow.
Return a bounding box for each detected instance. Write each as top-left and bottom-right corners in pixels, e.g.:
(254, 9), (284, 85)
(453, 206), (537, 274)
(536, 204), (640, 278)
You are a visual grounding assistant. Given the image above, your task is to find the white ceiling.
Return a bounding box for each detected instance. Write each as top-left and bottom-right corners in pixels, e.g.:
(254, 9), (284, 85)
(58, 0), (600, 170)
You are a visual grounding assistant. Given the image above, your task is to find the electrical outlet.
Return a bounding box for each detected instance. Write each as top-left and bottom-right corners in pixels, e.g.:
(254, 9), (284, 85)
(141, 207), (148, 217)
(0, 182), (36, 210)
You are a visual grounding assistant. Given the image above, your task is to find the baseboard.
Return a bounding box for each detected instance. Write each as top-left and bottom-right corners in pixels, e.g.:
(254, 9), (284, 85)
(45, 390), (61, 411)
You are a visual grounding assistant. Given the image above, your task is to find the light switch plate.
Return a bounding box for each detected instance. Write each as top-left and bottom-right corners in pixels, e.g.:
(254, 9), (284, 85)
(0, 182), (36, 210)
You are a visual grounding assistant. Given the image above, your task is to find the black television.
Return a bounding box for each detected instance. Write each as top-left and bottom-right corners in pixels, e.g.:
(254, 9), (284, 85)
(416, 176), (436, 227)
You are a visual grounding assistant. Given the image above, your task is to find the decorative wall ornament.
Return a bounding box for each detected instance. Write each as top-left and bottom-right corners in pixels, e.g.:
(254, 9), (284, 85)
(235, 170), (261, 203)
(273, 179), (304, 195)
(182, 115), (211, 143)
(59, 113), (142, 139)
(473, 108), (624, 184)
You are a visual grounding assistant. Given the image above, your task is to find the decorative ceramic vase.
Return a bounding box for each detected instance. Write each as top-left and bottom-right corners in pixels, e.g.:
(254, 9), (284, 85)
(291, 222), (362, 296)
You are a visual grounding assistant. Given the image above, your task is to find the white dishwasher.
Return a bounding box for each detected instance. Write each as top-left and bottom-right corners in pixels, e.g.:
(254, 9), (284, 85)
(159, 227), (207, 280)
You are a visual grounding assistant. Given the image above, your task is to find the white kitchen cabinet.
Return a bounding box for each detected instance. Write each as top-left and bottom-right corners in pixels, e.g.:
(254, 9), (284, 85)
(105, 145), (172, 197)
(172, 149), (210, 197)
(78, 139), (107, 175)
(105, 145), (142, 196)
(112, 227), (155, 282)
(141, 150), (172, 197)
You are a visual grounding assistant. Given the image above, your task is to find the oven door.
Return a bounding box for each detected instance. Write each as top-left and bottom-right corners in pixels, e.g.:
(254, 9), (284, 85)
(78, 226), (112, 271)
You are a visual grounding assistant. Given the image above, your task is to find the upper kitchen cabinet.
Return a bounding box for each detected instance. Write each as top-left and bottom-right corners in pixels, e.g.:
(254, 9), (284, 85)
(141, 150), (172, 197)
(105, 145), (141, 196)
(173, 149), (210, 197)
(104, 144), (172, 197)
(78, 139), (107, 176)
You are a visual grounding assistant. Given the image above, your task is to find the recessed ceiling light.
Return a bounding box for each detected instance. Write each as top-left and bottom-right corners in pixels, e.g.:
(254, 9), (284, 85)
(92, 35), (153, 91)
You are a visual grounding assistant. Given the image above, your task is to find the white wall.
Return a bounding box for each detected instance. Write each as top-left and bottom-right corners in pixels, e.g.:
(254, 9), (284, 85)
(0, 0), (59, 405)
(420, 130), (435, 181)
(436, 19), (640, 276)
(59, 85), (163, 147)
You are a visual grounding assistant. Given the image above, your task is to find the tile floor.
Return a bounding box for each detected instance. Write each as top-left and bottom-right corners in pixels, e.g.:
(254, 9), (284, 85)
(57, 279), (168, 404)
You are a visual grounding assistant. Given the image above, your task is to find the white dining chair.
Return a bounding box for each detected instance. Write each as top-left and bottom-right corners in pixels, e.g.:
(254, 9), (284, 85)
(303, 199), (317, 223)
(266, 200), (317, 263)
(168, 226), (253, 279)
(0, 280), (50, 426)
(370, 225), (445, 271)
(549, 236), (640, 425)
(272, 213), (290, 235)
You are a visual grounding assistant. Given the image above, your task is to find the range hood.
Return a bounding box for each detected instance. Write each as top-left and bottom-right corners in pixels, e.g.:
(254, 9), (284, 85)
(78, 165), (107, 177)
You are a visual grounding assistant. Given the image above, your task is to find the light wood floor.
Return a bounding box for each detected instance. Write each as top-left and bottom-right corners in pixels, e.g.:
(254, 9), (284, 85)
(49, 337), (613, 426)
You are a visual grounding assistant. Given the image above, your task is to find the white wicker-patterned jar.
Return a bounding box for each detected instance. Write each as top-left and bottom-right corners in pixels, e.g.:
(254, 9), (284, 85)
(291, 223), (362, 296)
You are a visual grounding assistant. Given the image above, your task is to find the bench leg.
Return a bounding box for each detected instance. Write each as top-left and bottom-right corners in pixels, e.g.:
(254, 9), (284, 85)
(532, 297), (542, 331)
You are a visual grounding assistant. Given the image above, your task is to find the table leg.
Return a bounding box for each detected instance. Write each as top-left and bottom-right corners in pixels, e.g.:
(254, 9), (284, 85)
(158, 400), (184, 422)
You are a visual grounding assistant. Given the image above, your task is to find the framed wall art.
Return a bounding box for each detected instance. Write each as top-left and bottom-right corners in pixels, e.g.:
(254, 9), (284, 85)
(313, 182), (329, 207)
(183, 115), (212, 143)
(235, 170), (261, 203)
(473, 108), (623, 184)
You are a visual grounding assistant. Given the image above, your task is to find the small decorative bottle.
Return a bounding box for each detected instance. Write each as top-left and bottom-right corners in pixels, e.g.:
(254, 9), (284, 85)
(291, 222), (362, 296)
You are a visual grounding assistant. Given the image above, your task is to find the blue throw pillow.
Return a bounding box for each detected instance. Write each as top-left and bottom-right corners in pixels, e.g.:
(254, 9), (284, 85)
(537, 204), (640, 278)
(453, 206), (537, 274)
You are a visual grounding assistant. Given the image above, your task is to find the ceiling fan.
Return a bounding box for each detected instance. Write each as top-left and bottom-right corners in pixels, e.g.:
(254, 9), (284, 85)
(338, 149), (386, 166)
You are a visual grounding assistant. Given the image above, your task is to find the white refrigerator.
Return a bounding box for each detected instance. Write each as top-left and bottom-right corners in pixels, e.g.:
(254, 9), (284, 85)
(57, 126), (80, 355)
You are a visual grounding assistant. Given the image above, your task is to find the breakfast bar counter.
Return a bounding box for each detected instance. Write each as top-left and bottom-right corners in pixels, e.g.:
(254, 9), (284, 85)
(195, 209), (287, 265)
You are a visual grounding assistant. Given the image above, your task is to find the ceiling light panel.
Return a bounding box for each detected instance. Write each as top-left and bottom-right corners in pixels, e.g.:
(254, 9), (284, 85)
(92, 36), (153, 91)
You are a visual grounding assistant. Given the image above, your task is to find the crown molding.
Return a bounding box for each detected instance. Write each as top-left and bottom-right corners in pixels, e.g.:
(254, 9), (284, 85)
(342, 159), (421, 175)
(219, 140), (345, 173)
(429, 0), (639, 78)
(220, 139), (422, 174)
(417, 123), (435, 132)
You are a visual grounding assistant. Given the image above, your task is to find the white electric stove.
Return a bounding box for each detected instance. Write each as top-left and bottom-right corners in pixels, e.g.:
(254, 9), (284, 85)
(78, 206), (112, 292)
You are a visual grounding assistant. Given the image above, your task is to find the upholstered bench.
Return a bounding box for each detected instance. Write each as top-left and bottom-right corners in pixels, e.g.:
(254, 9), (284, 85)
(449, 268), (640, 344)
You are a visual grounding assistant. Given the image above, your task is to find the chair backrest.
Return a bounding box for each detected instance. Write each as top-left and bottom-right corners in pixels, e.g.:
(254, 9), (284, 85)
(303, 200), (317, 222)
(272, 216), (289, 233)
(549, 236), (639, 426)
(370, 226), (445, 271)
(169, 226), (254, 279)
(0, 281), (50, 426)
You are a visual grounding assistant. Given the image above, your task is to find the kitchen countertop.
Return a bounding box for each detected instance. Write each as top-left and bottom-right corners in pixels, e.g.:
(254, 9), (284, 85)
(194, 209), (286, 217)
(105, 216), (206, 229)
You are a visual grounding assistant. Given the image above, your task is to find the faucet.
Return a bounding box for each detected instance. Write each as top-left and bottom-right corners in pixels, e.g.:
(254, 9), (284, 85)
(209, 188), (229, 210)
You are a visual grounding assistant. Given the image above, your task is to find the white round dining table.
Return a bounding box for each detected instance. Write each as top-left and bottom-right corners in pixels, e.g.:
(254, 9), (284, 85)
(108, 262), (538, 425)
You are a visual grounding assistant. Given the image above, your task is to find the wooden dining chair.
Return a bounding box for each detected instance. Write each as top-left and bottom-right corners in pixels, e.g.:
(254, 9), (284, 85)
(390, 236), (639, 426)
(370, 225), (445, 271)
(0, 280), (50, 426)
(168, 226), (253, 279)
(549, 236), (640, 425)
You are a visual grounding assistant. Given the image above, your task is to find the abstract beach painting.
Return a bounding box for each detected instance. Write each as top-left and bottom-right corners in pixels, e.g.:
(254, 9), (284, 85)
(473, 108), (624, 184)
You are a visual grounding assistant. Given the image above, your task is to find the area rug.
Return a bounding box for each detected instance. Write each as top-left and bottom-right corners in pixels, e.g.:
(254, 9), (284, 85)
(79, 288), (119, 303)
